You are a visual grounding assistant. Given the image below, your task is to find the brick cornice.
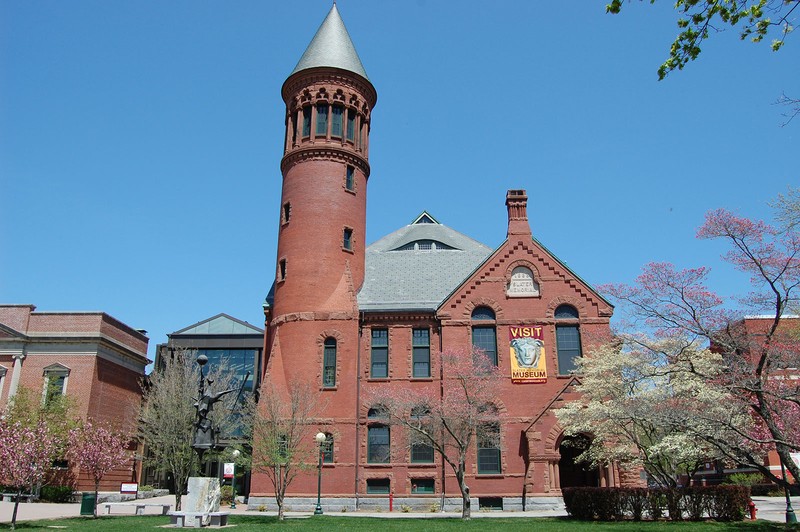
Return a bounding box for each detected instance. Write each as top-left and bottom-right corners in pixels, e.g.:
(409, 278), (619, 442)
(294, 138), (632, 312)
(280, 146), (370, 179)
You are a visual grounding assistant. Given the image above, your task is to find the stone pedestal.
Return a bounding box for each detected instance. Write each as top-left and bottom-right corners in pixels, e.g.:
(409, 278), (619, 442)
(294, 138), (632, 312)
(185, 477), (221, 514)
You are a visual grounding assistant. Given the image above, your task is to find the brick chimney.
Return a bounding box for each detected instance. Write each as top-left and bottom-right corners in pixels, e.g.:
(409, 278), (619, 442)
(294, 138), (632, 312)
(506, 189), (531, 237)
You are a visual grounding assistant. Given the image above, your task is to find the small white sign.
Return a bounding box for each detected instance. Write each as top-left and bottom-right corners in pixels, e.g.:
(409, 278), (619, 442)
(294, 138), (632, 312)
(223, 462), (235, 479)
(791, 452), (800, 469)
(120, 483), (138, 494)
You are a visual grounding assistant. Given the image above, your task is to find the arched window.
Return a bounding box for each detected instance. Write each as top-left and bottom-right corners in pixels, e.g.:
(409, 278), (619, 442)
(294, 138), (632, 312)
(323, 338), (336, 388)
(322, 433), (334, 463)
(316, 103), (328, 136)
(555, 304), (582, 375)
(471, 306), (497, 365)
(368, 406), (390, 463)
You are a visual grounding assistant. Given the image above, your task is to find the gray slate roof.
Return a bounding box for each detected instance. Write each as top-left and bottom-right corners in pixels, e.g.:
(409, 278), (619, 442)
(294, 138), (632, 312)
(358, 216), (493, 312)
(290, 4), (369, 80)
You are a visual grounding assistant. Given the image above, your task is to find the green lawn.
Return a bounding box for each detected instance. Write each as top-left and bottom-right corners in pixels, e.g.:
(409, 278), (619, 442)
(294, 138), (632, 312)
(1, 515), (799, 531)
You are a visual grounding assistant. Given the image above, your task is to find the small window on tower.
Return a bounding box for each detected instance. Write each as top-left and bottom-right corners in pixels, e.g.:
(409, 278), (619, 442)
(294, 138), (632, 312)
(279, 259), (287, 281)
(331, 105), (343, 138)
(302, 107), (311, 137)
(316, 103), (328, 136)
(343, 227), (353, 251)
(282, 202), (291, 224)
(346, 109), (356, 141)
(345, 166), (355, 191)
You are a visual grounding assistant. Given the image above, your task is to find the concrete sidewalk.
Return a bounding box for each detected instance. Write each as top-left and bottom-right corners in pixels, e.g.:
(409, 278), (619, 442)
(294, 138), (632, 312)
(1, 493), (796, 524)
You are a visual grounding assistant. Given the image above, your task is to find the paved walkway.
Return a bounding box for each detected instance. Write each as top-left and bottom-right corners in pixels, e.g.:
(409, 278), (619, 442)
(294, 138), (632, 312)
(1, 493), (797, 524)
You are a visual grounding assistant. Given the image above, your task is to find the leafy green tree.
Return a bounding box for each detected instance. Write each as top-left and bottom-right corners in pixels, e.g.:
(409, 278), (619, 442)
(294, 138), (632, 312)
(607, 0), (798, 79)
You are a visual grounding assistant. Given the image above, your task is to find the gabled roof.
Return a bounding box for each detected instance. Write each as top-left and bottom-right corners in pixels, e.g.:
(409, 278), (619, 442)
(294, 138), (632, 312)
(290, 4), (369, 80)
(357, 214), (493, 312)
(171, 313), (263, 336)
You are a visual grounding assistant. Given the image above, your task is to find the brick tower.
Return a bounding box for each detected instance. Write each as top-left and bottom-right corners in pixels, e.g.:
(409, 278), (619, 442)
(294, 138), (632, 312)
(255, 4), (376, 498)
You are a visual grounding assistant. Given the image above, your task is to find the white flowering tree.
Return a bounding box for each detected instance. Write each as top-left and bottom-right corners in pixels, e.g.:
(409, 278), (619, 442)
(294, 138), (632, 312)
(556, 342), (741, 490)
(0, 420), (59, 530)
(67, 421), (132, 518)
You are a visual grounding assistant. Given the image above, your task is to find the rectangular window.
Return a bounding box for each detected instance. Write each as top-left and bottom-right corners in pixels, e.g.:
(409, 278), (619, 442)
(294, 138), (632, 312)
(367, 425), (390, 463)
(346, 109), (356, 141)
(411, 479), (435, 494)
(412, 328), (430, 378)
(331, 105), (343, 137)
(316, 103), (328, 136)
(411, 442), (434, 463)
(302, 107), (311, 137)
(343, 228), (353, 251)
(366, 478), (390, 493)
(322, 434), (334, 463)
(477, 423), (501, 474)
(556, 325), (582, 375)
(345, 166), (355, 191)
(282, 202), (291, 224)
(279, 259), (287, 281)
(472, 326), (498, 365)
(370, 329), (388, 378)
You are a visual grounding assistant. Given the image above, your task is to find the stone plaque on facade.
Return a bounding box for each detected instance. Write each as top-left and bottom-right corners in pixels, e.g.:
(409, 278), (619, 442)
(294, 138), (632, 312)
(507, 266), (539, 297)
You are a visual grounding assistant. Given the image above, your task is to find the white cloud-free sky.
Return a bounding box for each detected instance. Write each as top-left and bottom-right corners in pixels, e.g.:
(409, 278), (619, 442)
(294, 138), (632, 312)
(2, 1), (797, 362)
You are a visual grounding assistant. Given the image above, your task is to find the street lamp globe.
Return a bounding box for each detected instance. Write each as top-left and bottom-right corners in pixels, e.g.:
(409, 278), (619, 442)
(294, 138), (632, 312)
(314, 432), (327, 515)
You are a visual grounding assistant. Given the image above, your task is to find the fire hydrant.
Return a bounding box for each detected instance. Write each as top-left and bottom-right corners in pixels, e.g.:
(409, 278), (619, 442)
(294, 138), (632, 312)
(748, 499), (757, 520)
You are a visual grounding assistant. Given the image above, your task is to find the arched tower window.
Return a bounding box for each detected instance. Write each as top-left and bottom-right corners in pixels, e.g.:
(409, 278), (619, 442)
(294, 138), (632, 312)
(555, 304), (582, 375)
(471, 306), (497, 366)
(323, 338), (336, 388)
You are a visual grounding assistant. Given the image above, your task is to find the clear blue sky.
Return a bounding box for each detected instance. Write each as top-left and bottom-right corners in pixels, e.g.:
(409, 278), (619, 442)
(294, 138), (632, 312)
(2, 1), (797, 363)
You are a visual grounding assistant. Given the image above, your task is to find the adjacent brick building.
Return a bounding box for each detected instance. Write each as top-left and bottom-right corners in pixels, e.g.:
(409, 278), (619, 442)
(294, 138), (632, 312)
(0, 304), (149, 491)
(251, 5), (639, 511)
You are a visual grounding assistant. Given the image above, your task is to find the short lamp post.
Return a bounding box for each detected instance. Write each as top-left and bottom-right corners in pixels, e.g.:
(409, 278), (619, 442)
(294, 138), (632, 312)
(780, 458), (797, 524)
(230, 449), (241, 509)
(314, 432), (326, 515)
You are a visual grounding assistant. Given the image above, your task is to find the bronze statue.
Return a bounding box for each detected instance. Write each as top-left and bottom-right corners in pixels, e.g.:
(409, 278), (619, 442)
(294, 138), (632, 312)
(192, 355), (234, 464)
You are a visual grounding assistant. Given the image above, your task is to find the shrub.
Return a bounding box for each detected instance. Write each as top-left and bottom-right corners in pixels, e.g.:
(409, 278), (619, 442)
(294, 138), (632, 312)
(40, 485), (75, 503)
(622, 488), (648, 521)
(683, 486), (709, 521)
(220, 485), (233, 504)
(707, 485), (749, 521)
(726, 473), (762, 487)
(646, 489), (665, 520)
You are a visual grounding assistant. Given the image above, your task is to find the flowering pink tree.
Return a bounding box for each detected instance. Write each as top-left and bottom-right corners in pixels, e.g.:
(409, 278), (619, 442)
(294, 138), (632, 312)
(0, 419), (59, 530)
(67, 421), (132, 518)
(603, 194), (800, 487)
(369, 348), (502, 520)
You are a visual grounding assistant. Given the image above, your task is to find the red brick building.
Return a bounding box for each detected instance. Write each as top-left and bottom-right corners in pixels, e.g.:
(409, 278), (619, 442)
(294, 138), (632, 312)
(252, 5), (630, 511)
(0, 304), (149, 491)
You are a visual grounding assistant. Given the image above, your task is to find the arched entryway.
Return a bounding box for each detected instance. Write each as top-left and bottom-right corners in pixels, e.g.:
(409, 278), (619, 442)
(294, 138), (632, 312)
(558, 434), (599, 488)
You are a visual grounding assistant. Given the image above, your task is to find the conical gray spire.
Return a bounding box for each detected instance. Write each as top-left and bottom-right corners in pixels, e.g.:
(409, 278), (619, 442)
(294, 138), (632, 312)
(290, 4), (369, 80)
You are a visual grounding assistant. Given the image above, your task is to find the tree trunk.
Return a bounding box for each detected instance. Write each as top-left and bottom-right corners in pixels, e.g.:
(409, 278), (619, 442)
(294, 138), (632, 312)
(175, 492), (182, 511)
(94, 479), (100, 518)
(278, 500), (285, 521)
(455, 467), (471, 520)
(10, 490), (21, 530)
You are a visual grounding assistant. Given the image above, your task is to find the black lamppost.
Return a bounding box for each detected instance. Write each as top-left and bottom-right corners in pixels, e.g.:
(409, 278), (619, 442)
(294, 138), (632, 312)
(230, 449), (240, 509)
(780, 458), (797, 523)
(314, 432), (326, 515)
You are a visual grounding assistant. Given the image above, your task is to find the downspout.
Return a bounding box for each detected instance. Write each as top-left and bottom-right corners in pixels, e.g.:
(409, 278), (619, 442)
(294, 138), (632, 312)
(438, 321), (445, 512)
(354, 312), (364, 510)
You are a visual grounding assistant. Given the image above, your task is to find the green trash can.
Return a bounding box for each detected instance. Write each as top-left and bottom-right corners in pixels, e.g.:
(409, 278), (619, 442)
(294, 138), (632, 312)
(80, 492), (96, 516)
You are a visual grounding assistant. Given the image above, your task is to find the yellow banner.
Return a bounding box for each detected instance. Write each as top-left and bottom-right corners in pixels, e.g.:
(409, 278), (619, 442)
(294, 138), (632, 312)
(509, 326), (547, 384)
